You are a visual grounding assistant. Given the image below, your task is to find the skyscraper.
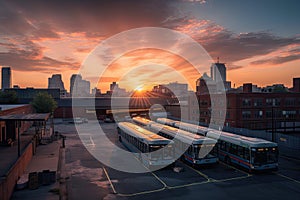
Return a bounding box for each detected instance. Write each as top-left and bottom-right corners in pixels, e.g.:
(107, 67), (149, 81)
(210, 62), (226, 82)
(48, 74), (66, 97)
(70, 74), (90, 97)
(48, 74), (65, 90)
(1, 67), (12, 90)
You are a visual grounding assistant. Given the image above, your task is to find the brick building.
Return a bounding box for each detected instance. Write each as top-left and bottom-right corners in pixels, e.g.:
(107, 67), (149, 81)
(0, 104), (33, 144)
(197, 90), (300, 132)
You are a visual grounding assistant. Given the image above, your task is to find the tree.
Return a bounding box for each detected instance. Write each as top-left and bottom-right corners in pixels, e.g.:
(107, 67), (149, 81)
(0, 90), (18, 104)
(31, 92), (57, 113)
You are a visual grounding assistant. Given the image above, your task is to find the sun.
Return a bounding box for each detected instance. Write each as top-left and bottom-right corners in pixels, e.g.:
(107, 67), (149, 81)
(134, 85), (144, 92)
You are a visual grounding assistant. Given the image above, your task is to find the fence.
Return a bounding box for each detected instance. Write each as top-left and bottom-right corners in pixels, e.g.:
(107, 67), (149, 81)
(169, 116), (300, 159)
(222, 126), (300, 159)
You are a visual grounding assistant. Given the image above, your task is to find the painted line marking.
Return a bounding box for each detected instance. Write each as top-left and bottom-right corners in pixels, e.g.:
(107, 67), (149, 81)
(117, 187), (165, 197)
(179, 161), (213, 181)
(219, 161), (251, 176)
(167, 180), (210, 190)
(213, 174), (252, 183)
(274, 172), (300, 184)
(132, 156), (168, 188)
(150, 171), (168, 188)
(280, 155), (300, 163)
(103, 167), (117, 194)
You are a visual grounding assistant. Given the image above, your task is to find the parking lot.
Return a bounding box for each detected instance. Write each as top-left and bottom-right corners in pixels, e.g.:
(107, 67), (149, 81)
(56, 121), (300, 200)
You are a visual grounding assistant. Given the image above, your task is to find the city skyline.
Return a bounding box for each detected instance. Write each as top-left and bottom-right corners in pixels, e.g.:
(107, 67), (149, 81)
(2, 63), (299, 94)
(0, 0), (300, 92)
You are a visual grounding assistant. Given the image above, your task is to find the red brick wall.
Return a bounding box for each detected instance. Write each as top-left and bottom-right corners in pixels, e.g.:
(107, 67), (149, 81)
(0, 143), (33, 200)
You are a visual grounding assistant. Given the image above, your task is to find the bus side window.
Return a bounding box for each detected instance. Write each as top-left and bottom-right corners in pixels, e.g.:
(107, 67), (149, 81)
(238, 146), (245, 159)
(220, 141), (226, 150)
(244, 149), (250, 161)
(230, 144), (238, 155)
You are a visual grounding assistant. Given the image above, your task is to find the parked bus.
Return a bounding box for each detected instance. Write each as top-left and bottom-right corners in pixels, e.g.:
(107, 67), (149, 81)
(207, 130), (278, 172)
(117, 122), (175, 169)
(132, 116), (154, 127)
(157, 118), (209, 135)
(156, 118), (279, 172)
(133, 117), (218, 166)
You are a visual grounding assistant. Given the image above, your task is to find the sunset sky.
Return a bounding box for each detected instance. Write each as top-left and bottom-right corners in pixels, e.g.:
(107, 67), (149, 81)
(0, 0), (300, 92)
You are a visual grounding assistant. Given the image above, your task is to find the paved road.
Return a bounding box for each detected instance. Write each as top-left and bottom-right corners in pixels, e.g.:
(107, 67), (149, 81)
(55, 121), (300, 200)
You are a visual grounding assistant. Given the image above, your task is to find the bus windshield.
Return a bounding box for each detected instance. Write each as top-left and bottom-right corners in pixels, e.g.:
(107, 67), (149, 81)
(149, 144), (174, 160)
(149, 145), (163, 160)
(195, 144), (215, 159)
(252, 147), (278, 165)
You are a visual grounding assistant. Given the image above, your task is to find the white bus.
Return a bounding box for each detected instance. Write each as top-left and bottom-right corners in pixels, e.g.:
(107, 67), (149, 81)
(117, 122), (175, 169)
(156, 118), (279, 172)
(157, 118), (209, 135)
(207, 130), (278, 172)
(133, 117), (218, 166)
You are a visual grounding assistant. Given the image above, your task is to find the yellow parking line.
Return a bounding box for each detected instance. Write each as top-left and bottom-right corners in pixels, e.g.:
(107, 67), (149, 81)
(213, 174), (252, 183)
(151, 171), (168, 188)
(117, 187), (166, 197)
(167, 180), (210, 190)
(132, 156), (168, 188)
(274, 172), (300, 184)
(280, 155), (300, 163)
(219, 161), (251, 176)
(103, 167), (117, 194)
(180, 161), (212, 181)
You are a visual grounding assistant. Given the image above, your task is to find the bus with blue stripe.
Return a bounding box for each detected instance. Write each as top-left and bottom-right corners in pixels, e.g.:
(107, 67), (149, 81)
(156, 118), (279, 172)
(207, 130), (278, 172)
(157, 118), (210, 135)
(133, 117), (218, 166)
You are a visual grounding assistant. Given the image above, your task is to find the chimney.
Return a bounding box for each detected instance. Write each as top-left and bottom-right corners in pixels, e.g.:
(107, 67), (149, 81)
(243, 83), (252, 93)
(293, 78), (300, 92)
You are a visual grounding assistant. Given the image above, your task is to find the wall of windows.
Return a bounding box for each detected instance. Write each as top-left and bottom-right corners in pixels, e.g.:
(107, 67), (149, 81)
(219, 140), (250, 161)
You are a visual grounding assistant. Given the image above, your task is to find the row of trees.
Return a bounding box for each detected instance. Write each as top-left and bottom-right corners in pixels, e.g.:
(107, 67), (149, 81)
(0, 90), (18, 104)
(0, 91), (57, 113)
(31, 93), (57, 113)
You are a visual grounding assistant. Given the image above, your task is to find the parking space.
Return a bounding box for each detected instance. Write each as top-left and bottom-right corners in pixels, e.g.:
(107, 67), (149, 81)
(58, 121), (300, 199)
(193, 161), (251, 181)
(104, 167), (165, 195)
(153, 162), (207, 188)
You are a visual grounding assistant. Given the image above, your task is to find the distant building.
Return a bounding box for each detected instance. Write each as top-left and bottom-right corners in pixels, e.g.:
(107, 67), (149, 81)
(108, 82), (127, 97)
(164, 82), (188, 97)
(196, 72), (217, 94)
(236, 83), (262, 93)
(1, 67), (12, 90)
(5, 88), (60, 103)
(261, 84), (289, 93)
(292, 77), (300, 92)
(152, 82), (188, 98)
(92, 87), (101, 96)
(70, 74), (90, 97)
(48, 74), (67, 97)
(210, 62), (226, 83)
(196, 62), (231, 94)
(110, 82), (118, 91)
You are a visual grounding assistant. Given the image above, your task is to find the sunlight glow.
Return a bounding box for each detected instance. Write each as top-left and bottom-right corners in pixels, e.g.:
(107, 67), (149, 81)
(134, 85), (144, 92)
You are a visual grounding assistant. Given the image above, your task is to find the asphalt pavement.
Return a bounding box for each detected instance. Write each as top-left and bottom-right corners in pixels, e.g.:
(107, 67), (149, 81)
(56, 121), (300, 200)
